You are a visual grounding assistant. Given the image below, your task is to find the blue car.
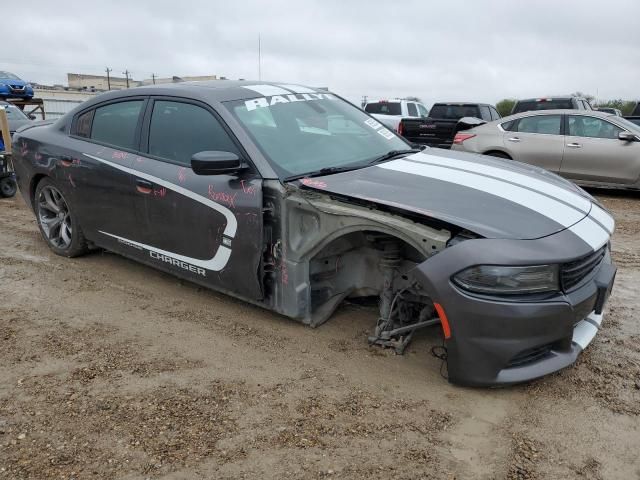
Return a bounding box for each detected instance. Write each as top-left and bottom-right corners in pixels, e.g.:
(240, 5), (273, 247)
(0, 71), (34, 100)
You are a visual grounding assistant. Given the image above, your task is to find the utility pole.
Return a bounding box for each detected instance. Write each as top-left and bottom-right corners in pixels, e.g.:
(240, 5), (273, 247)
(105, 67), (112, 90)
(122, 70), (130, 88)
(151, 73), (157, 85)
(258, 34), (262, 81)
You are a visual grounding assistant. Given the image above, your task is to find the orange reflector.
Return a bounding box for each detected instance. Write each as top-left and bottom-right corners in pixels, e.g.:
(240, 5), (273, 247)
(434, 302), (451, 339)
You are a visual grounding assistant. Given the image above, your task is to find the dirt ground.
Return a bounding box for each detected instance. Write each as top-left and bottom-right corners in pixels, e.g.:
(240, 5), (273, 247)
(1, 190), (639, 480)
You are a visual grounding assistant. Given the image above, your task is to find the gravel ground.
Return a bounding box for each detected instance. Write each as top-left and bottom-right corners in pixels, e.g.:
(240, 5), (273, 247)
(1, 190), (639, 479)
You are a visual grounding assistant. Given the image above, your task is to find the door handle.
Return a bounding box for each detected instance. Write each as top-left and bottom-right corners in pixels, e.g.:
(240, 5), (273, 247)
(507, 137), (521, 143)
(135, 178), (154, 194)
(566, 143), (582, 148)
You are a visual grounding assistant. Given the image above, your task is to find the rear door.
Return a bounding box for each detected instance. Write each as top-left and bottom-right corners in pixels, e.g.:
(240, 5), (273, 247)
(66, 98), (146, 252)
(560, 115), (640, 184)
(129, 97), (264, 299)
(502, 114), (564, 172)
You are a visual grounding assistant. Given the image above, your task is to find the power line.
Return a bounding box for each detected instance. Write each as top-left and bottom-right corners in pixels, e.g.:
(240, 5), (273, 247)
(105, 67), (112, 90)
(122, 70), (130, 88)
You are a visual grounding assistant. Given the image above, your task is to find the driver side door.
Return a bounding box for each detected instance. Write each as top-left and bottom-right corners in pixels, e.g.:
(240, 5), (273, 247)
(127, 97), (264, 300)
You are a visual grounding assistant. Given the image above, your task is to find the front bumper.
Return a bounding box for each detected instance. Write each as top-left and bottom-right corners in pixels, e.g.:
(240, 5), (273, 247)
(0, 85), (33, 99)
(412, 228), (616, 387)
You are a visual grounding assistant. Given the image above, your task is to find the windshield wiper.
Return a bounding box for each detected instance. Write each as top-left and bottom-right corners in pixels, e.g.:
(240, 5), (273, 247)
(284, 165), (366, 182)
(367, 149), (422, 165)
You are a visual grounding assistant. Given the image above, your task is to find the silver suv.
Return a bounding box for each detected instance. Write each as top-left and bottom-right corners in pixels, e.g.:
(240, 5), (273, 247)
(512, 96), (593, 114)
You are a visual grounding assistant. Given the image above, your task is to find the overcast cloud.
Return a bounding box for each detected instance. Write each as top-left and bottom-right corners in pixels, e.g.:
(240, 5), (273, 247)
(3, 0), (639, 106)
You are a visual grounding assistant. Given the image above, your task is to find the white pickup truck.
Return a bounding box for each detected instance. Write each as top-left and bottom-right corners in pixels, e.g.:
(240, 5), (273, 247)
(364, 99), (429, 132)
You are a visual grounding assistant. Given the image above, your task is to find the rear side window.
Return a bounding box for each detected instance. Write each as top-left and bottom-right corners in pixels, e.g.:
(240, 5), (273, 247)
(417, 104), (429, 117)
(501, 120), (517, 131)
(148, 100), (240, 166)
(479, 106), (492, 121)
(489, 107), (501, 120)
(91, 100), (144, 149)
(516, 115), (562, 135)
(407, 103), (418, 117)
(364, 102), (401, 115)
(75, 110), (93, 138)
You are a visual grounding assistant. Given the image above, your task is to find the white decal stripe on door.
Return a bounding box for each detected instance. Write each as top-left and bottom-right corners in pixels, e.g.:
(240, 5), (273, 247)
(83, 153), (237, 271)
(568, 216), (610, 251)
(99, 231), (232, 272)
(409, 153), (592, 213)
(241, 84), (290, 96)
(379, 159), (586, 228)
(83, 153), (237, 237)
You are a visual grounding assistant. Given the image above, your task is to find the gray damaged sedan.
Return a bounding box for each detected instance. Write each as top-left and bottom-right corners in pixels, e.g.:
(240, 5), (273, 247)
(12, 82), (616, 386)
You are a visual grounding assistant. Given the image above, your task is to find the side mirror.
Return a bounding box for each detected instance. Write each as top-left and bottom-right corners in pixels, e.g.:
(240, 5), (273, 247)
(28, 114), (36, 120)
(618, 131), (638, 142)
(191, 151), (246, 175)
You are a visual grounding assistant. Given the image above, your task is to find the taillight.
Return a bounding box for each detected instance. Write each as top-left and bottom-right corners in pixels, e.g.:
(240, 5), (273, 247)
(397, 122), (404, 136)
(453, 133), (476, 144)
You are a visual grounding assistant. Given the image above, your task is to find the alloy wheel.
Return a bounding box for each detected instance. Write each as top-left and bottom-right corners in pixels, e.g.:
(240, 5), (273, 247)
(37, 185), (73, 249)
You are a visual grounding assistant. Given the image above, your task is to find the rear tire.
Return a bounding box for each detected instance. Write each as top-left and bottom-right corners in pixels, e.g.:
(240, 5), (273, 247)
(34, 178), (89, 257)
(485, 151), (512, 160)
(0, 176), (17, 198)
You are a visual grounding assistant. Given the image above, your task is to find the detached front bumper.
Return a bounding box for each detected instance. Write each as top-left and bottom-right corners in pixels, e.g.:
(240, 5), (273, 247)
(412, 228), (616, 387)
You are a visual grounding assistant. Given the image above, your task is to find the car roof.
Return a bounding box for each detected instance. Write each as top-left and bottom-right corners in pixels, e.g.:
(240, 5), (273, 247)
(78, 80), (329, 105)
(432, 102), (493, 106)
(515, 96), (586, 102)
(499, 109), (614, 122)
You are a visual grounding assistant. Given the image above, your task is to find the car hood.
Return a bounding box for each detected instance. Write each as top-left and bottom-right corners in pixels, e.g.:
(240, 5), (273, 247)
(1, 78), (27, 87)
(295, 148), (597, 240)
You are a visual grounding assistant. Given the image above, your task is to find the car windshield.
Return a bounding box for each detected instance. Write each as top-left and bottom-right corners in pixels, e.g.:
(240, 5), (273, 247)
(614, 117), (640, 133)
(225, 93), (408, 178)
(0, 71), (21, 80)
(364, 102), (401, 115)
(0, 104), (28, 120)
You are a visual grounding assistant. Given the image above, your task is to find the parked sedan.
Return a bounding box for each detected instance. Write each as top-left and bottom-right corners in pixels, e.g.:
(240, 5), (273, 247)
(0, 101), (34, 135)
(0, 71), (34, 100)
(452, 110), (640, 189)
(12, 82), (615, 386)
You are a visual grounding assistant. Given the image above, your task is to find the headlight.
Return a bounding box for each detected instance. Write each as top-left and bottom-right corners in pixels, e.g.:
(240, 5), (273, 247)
(453, 265), (559, 295)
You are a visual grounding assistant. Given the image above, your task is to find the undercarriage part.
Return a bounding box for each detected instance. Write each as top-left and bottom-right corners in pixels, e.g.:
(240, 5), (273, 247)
(368, 238), (439, 354)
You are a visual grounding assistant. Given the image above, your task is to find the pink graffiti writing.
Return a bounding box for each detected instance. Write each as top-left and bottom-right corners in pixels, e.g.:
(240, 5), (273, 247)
(153, 187), (167, 198)
(68, 174), (76, 188)
(240, 179), (257, 196)
(112, 151), (128, 160)
(20, 141), (28, 156)
(34, 152), (42, 162)
(208, 185), (237, 209)
(178, 167), (187, 183)
(301, 178), (327, 189)
(134, 156), (145, 164)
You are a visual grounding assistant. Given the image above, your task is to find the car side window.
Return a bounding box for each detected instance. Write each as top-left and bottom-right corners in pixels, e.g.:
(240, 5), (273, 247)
(501, 120), (517, 131)
(489, 107), (501, 120)
(516, 115), (561, 135)
(417, 104), (429, 117)
(75, 110), (94, 138)
(148, 100), (240, 166)
(90, 101), (144, 149)
(479, 106), (492, 121)
(407, 103), (418, 117)
(568, 116), (622, 140)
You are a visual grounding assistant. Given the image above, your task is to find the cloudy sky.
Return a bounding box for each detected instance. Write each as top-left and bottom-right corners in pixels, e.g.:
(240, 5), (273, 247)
(3, 0), (639, 106)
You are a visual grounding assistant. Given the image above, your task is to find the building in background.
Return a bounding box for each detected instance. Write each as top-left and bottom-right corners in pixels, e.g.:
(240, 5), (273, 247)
(68, 73), (141, 91)
(139, 74), (220, 85)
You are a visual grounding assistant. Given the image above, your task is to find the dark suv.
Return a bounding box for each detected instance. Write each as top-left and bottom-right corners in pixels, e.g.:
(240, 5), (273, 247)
(511, 96), (593, 115)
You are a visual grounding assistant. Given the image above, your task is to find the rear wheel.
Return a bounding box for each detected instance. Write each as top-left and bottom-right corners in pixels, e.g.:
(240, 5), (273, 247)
(34, 178), (89, 257)
(485, 151), (511, 160)
(0, 176), (17, 198)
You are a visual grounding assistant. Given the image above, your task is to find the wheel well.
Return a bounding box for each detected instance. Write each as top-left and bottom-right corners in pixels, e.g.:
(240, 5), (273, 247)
(29, 174), (47, 209)
(483, 150), (512, 159)
(307, 231), (430, 326)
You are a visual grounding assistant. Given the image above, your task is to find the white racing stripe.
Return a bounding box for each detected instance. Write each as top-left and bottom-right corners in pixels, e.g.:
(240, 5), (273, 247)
(379, 159), (586, 228)
(99, 231), (232, 272)
(278, 84), (317, 93)
(242, 84), (290, 96)
(589, 204), (615, 234)
(568, 216), (610, 250)
(410, 153), (591, 213)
